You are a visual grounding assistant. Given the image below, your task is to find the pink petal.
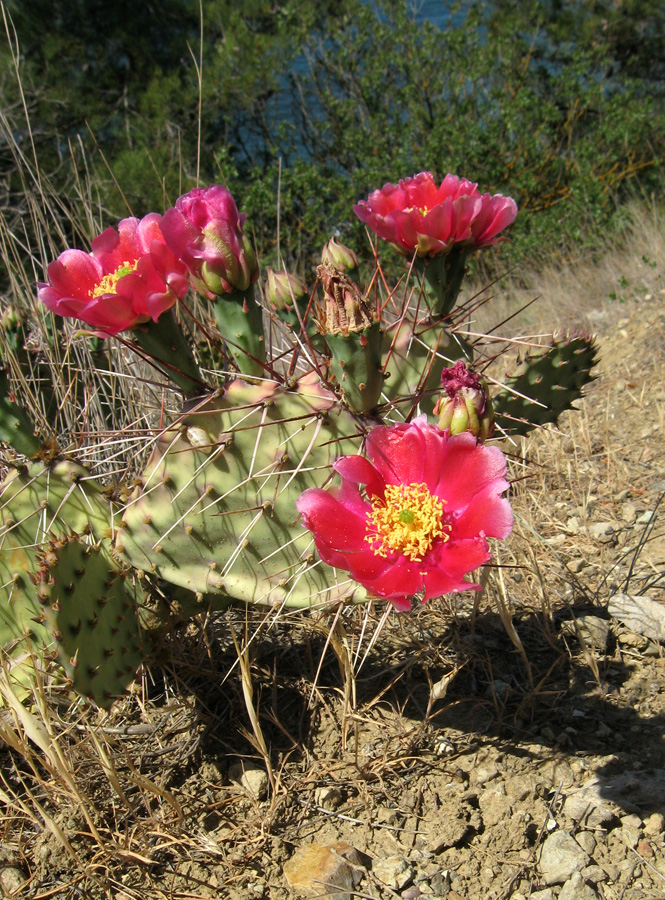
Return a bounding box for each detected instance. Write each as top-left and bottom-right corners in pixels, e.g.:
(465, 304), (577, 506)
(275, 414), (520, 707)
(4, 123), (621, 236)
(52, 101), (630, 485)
(46, 250), (102, 300)
(452, 480), (513, 540)
(433, 436), (509, 509)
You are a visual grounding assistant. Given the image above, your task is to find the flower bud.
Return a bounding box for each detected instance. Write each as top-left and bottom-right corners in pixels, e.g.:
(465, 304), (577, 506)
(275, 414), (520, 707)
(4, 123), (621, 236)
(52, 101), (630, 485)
(434, 361), (495, 441)
(264, 267), (307, 311)
(315, 263), (375, 335)
(161, 185), (258, 300)
(321, 237), (359, 272)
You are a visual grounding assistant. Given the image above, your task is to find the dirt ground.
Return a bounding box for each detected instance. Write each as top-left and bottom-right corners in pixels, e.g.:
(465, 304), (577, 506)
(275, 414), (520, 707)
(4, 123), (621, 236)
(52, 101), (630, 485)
(1, 290), (665, 900)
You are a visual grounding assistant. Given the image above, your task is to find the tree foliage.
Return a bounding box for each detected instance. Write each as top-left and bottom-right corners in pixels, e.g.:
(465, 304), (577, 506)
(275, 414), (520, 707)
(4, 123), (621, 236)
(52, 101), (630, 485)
(2, 0), (664, 276)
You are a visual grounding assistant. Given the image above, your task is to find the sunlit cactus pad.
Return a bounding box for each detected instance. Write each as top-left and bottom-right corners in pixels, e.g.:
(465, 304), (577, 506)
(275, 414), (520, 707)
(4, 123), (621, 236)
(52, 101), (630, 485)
(493, 333), (599, 436)
(116, 375), (368, 609)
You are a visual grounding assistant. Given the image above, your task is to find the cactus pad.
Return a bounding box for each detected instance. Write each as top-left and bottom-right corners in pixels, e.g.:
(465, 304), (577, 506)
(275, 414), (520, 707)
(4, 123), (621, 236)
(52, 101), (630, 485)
(117, 375), (368, 609)
(37, 536), (143, 706)
(493, 332), (599, 436)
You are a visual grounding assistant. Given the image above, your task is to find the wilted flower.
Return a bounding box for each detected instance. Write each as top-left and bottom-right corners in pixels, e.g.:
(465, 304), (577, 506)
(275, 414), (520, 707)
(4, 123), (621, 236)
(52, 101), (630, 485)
(321, 236), (359, 272)
(264, 267), (307, 311)
(353, 171), (517, 258)
(161, 185), (258, 299)
(297, 416), (512, 610)
(38, 215), (189, 335)
(315, 263), (376, 335)
(434, 361), (495, 441)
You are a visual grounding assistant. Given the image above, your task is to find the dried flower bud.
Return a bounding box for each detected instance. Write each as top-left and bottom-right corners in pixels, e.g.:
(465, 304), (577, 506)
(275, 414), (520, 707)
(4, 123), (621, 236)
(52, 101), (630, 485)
(315, 263), (376, 336)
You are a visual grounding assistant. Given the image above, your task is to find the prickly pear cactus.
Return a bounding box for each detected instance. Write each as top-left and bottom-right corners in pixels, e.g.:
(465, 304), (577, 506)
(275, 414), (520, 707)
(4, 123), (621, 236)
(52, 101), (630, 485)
(493, 333), (600, 436)
(0, 458), (114, 650)
(35, 536), (143, 706)
(117, 375), (368, 609)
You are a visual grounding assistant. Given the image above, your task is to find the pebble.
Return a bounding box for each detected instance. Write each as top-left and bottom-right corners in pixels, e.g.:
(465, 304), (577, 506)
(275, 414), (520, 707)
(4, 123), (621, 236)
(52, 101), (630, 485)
(228, 762), (269, 801)
(558, 871), (598, 900)
(644, 812), (665, 836)
(608, 592), (665, 642)
(470, 763), (500, 785)
(0, 868), (27, 895)
(567, 558), (586, 574)
(314, 786), (344, 811)
(373, 856), (414, 891)
(588, 521), (616, 543)
(636, 510), (655, 524)
(575, 831), (596, 855)
(581, 865), (607, 884)
(621, 502), (637, 523)
(537, 831), (590, 884)
(283, 842), (363, 900)
(530, 891), (555, 900)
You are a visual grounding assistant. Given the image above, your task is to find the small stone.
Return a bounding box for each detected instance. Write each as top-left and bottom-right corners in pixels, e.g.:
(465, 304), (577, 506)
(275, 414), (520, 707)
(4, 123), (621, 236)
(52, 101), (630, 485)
(617, 630), (649, 650)
(228, 762), (269, 801)
(373, 856), (414, 891)
(608, 593), (665, 642)
(470, 763), (500, 785)
(567, 558), (586, 574)
(0, 868), (28, 895)
(636, 838), (654, 858)
(538, 831), (590, 884)
(637, 510), (655, 525)
(314, 786), (344, 811)
(558, 871), (598, 900)
(566, 516), (581, 535)
(644, 812), (665, 836)
(401, 887), (421, 900)
(575, 832), (596, 855)
(588, 521), (616, 543)
(581, 865), (607, 884)
(621, 502), (638, 524)
(284, 842), (363, 900)
(530, 891), (555, 900)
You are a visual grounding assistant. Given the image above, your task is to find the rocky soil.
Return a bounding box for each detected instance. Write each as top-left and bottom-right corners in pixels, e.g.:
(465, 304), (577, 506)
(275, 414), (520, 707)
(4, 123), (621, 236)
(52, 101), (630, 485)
(1, 294), (665, 900)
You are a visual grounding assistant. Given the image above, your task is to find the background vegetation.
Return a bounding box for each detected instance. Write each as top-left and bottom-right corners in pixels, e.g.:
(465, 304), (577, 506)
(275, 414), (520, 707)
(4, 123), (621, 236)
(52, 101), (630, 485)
(2, 0), (664, 277)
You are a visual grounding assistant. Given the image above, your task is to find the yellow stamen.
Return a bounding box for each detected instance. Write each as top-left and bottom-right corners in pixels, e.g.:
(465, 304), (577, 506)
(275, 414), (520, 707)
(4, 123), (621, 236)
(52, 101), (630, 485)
(90, 260), (138, 298)
(365, 482), (449, 561)
(404, 205), (430, 216)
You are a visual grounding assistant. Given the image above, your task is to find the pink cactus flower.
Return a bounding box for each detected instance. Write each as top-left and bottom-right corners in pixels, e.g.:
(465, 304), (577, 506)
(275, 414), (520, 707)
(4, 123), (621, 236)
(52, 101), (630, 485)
(161, 185), (258, 299)
(297, 416), (512, 610)
(38, 214), (189, 335)
(353, 171), (517, 258)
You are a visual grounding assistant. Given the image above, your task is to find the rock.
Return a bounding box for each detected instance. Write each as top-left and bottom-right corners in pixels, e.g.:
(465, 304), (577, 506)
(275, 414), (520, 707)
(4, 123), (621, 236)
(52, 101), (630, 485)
(637, 510), (655, 524)
(588, 521), (616, 543)
(608, 593), (665, 642)
(530, 891), (555, 900)
(620, 502), (637, 524)
(284, 842), (363, 900)
(567, 558), (586, 574)
(372, 856), (414, 890)
(314, 786), (344, 811)
(644, 812), (665, 836)
(581, 865), (607, 884)
(0, 867), (28, 895)
(575, 831), (596, 855)
(617, 630), (649, 650)
(470, 763), (500, 785)
(537, 831), (590, 884)
(558, 871), (598, 900)
(228, 762), (269, 801)
(560, 615), (610, 651)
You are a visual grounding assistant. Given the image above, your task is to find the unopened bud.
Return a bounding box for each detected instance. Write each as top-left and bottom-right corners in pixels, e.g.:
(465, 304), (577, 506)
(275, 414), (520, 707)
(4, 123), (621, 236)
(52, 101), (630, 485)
(321, 237), (359, 272)
(264, 267), (307, 311)
(434, 361), (495, 441)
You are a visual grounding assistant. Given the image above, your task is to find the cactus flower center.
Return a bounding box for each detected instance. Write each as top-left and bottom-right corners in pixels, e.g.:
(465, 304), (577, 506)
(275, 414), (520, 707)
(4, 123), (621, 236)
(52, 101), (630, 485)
(90, 260), (138, 298)
(365, 482), (449, 561)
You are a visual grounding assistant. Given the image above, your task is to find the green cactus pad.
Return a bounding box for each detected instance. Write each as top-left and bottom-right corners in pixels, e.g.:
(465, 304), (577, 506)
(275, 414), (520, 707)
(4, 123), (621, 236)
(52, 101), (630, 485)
(117, 374), (368, 609)
(0, 458), (114, 667)
(493, 332), (600, 436)
(38, 536), (143, 707)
